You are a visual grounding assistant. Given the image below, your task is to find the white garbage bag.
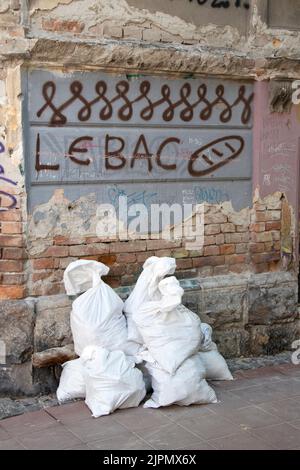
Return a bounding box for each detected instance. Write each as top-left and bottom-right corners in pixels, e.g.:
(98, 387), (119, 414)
(81, 346), (146, 418)
(64, 260), (127, 356)
(56, 358), (85, 403)
(124, 257), (176, 344)
(133, 276), (202, 375)
(142, 352), (217, 409)
(199, 323), (233, 381)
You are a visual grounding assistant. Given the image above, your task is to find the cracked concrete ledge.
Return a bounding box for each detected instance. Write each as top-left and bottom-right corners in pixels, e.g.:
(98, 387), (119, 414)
(1, 37), (300, 80)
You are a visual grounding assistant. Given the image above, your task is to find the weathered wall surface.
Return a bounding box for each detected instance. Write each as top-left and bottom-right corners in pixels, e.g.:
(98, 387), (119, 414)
(0, 0), (300, 395)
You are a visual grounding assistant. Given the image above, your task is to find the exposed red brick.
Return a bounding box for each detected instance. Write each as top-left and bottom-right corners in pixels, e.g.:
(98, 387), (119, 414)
(253, 203), (266, 212)
(69, 243), (109, 257)
(204, 213), (227, 224)
(253, 263), (269, 274)
(221, 223), (235, 233)
(236, 225), (248, 232)
(187, 249), (204, 258)
(32, 258), (54, 270)
(2, 273), (26, 285)
(110, 241), (147, 253)
(126, 263), (143, 275)
(252, 212), (266, 223)
(176, 258), (193, 269)
(96, 254), (117, 266)
(251, 232), (273, 243)
(155, 249), (172, 257)
(251, 252), (281, 264)
(0, 286), (25, 299)
(269, 261), (281, 272)
(0, 260), (23, 272)
(265, 210), (281, 221)
(136, 251), (155, 262)
(204, 224), (220, 235)
(39, 246), (69, 258)
(0, 235), (23, 247)
(220, 244), (235, 255)
(264, 242), (275, 252)
(54, 236), (85, 246)
(0, 211), (21, 222)
(271, 231), (280, 241)
(273, 241), (281, 251)
(109, 264), (127, 276)
(204, 245), (220, 257)
(192, 256), (225, 268)
(116, 253), (136, 263)
(42, 18), (85, 34)
(104, 277), (121, 288)
(236, 243), (248, 254)
(57, 257), (77, 269)
(266, 221), (281, 231)
(2, 248), (26, 260)
(32, 272), (53, 282)
(225, 254), (247, 265)
(29, 282), (64, 297)
(228, 264), (247, 274)
(225, 233), (249, 244)
(146, 240), (181, 250)
(0, 221), (22, 234)
(213, 265), (229, 276)
(250, 223), (265, 233)
(215, 234), (225, 245)
(249, 242), (265, 254)
(204, 236), (216, 246)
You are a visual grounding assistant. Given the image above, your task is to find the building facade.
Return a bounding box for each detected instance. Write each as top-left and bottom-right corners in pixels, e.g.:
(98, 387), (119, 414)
(1, 0), (300, 395)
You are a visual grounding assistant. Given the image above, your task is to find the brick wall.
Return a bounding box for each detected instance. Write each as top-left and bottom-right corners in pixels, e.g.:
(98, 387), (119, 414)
(0, 1), (298, 302)
(0, 209), (27, 300)
(0, 62), (27, 301)
(25, 194), (284, 298)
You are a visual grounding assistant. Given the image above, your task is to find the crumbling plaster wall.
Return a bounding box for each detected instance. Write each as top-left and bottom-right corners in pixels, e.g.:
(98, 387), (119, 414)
(0, 1), (299, 295)
(0, 1), (300, 396)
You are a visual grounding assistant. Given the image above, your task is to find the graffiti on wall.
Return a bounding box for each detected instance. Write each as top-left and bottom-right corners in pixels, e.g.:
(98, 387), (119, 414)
(127, 0), (250, 32)
(188, 0), (250, 9)
(26, 71), (254, 211)
(0, 142), (17, 211)
(36, 80), (253, 126)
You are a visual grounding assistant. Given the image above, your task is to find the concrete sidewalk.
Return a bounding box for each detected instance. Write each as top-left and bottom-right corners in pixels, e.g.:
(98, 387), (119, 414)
(1, 363), (300, 450)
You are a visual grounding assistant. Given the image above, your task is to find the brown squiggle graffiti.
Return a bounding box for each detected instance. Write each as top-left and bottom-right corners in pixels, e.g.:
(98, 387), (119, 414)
(37, 80), (254, 126)
(188, 135), (244, 177)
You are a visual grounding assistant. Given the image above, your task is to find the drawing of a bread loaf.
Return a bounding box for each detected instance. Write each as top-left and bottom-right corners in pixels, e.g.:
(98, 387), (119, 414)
(188, 136), (245, 177)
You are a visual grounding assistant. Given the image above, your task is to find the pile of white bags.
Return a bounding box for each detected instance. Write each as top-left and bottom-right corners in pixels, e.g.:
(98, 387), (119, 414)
(57, 256), (232, 417)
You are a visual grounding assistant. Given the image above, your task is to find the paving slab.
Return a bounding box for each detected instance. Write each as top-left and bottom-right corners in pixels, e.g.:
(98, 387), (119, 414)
(1, 363), (300, 450)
